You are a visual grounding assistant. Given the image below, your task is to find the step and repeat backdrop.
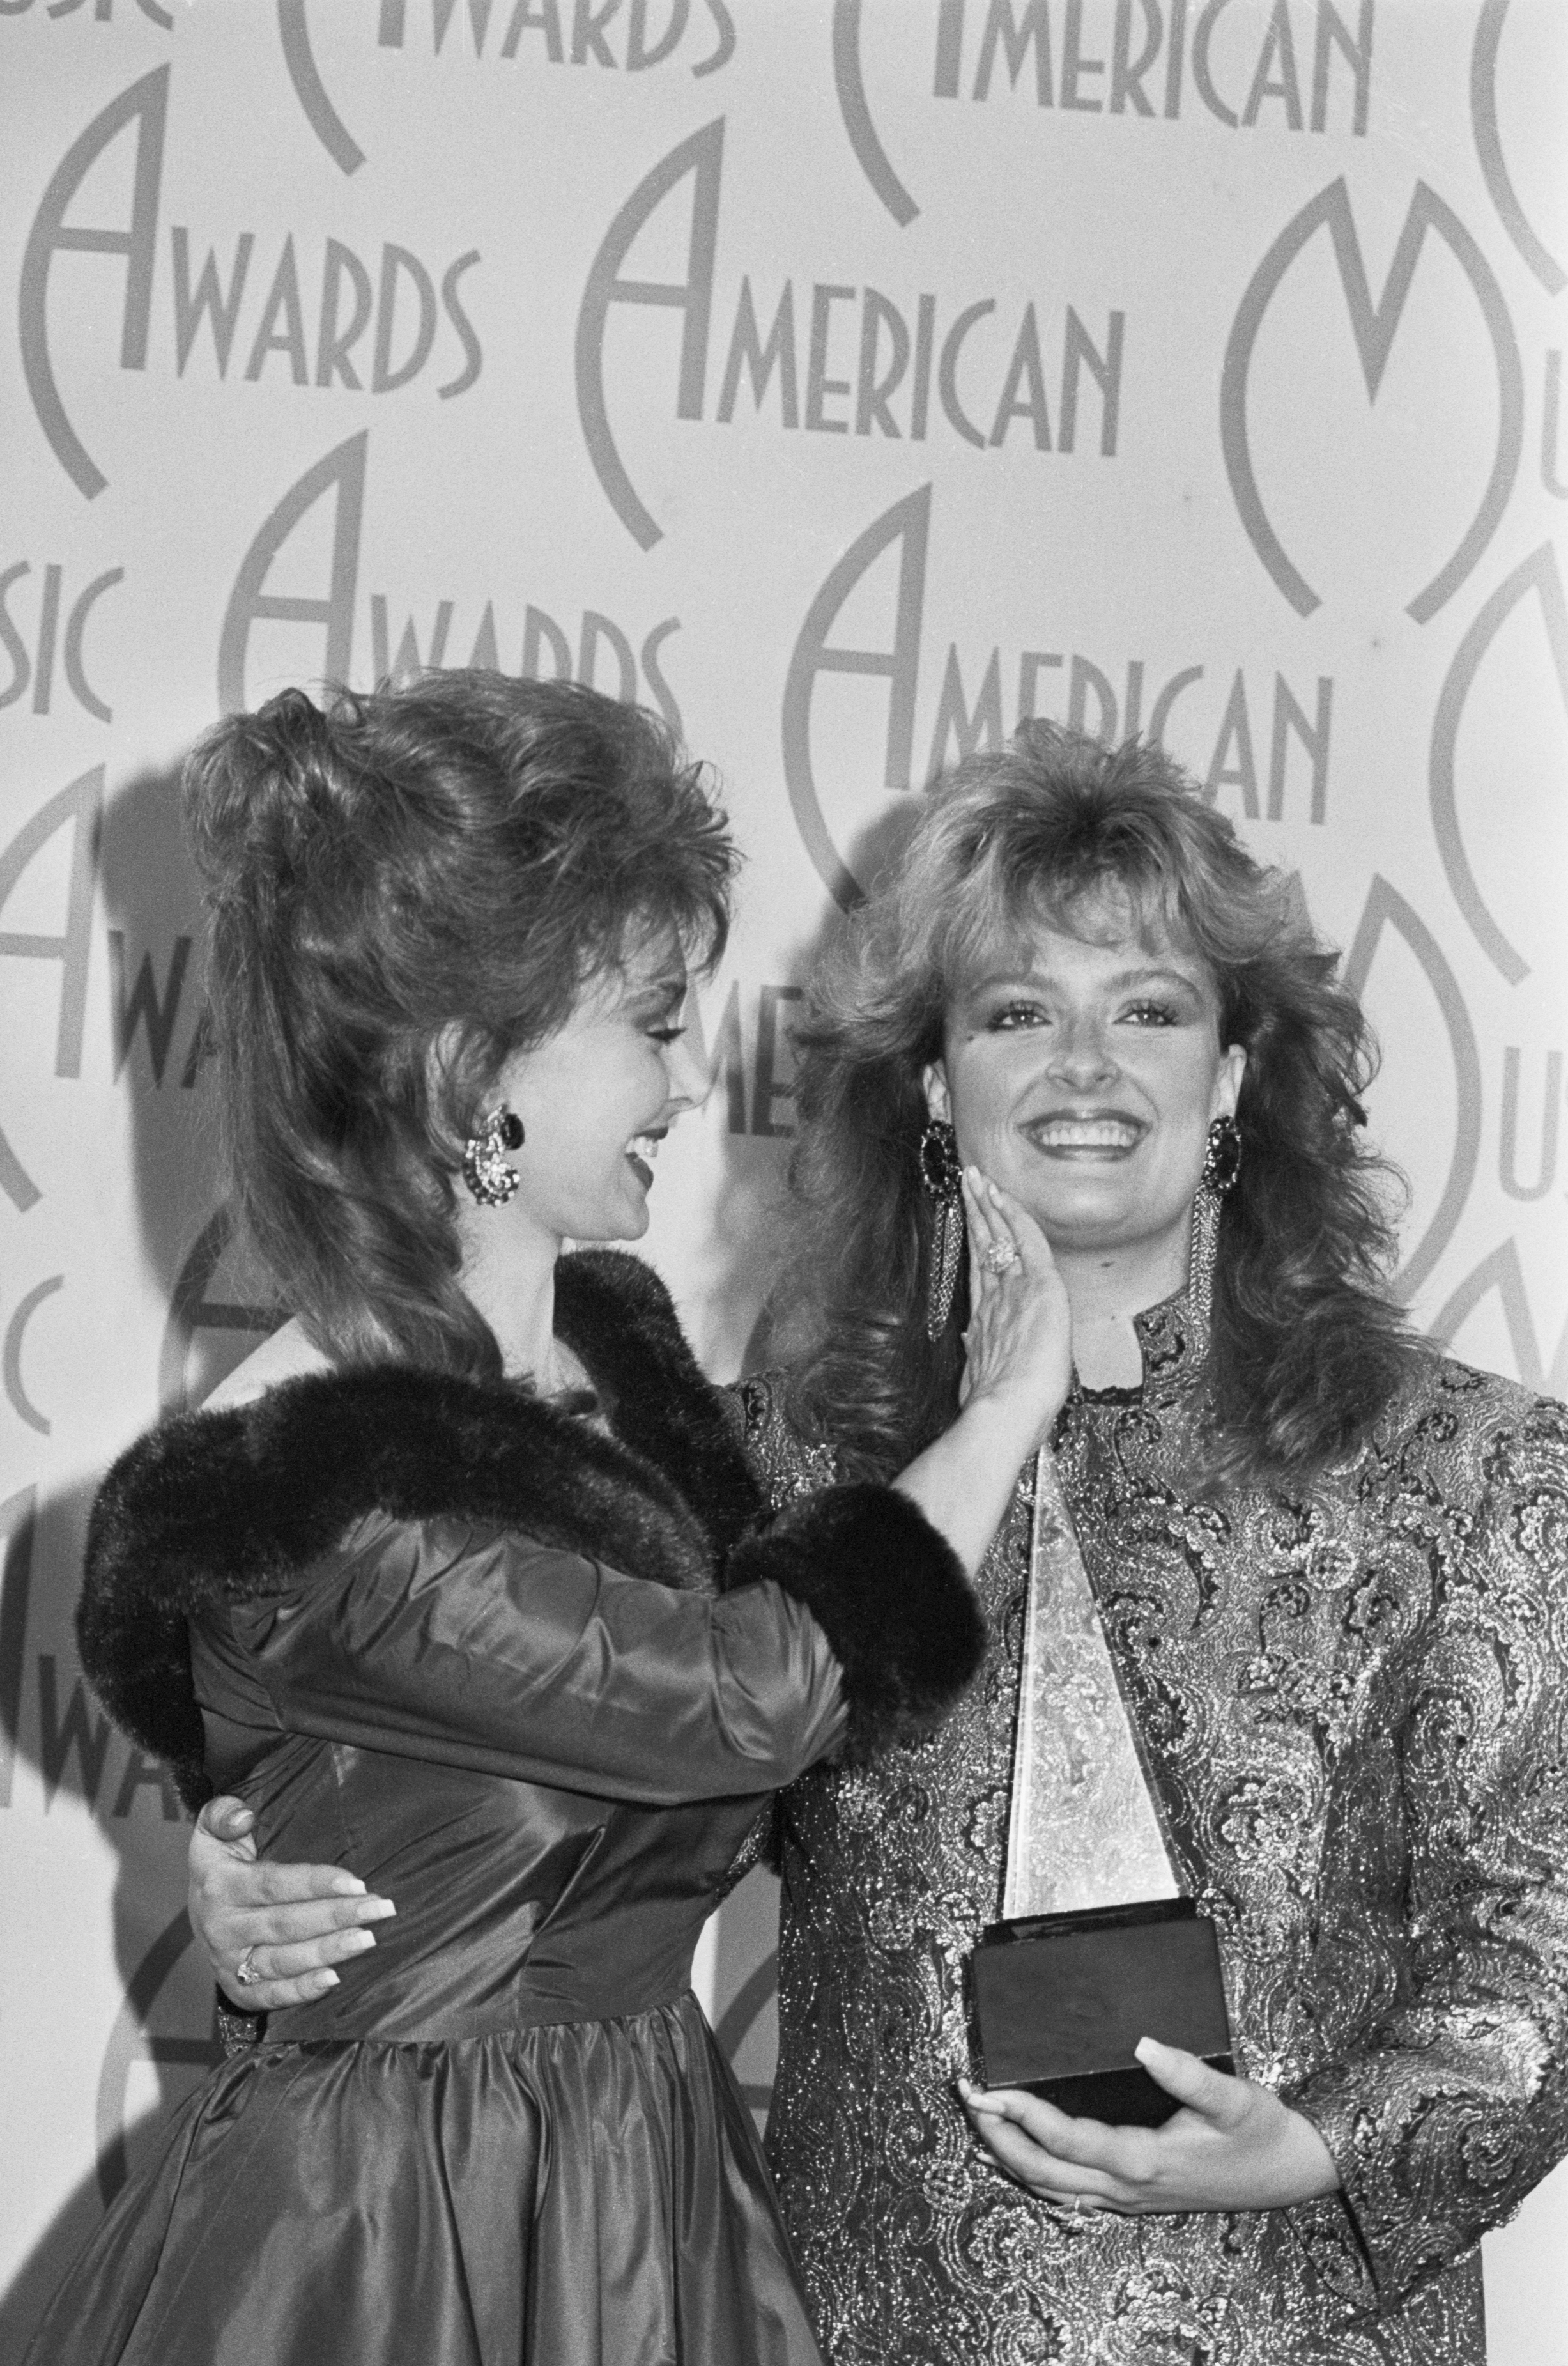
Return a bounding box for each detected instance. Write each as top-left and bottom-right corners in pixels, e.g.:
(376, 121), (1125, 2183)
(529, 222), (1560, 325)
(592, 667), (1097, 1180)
(3, 0), (1565, 2351)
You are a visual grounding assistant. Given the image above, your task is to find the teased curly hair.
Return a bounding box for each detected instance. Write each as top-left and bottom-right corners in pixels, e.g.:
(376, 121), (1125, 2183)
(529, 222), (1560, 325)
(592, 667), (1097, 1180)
(184, 670), (733, 1378)
(780, 722), (1418, 1494)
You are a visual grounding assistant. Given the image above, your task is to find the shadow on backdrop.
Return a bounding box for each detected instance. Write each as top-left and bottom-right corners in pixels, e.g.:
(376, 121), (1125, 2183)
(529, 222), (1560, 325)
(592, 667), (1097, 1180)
(0, 755), (281, 2354)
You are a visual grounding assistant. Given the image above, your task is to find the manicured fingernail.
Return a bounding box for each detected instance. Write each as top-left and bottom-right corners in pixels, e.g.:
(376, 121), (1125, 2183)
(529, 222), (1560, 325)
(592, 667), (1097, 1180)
(329, 1875), (367, 1896)
(362, 1898), (396, 1919)
(341, 1929), (376, 1955)
(319, 1969), (339, 1989)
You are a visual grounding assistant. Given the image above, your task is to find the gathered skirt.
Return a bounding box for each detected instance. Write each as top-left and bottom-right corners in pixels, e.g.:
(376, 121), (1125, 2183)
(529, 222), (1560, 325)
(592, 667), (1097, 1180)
(27, 1992), (821, 2366)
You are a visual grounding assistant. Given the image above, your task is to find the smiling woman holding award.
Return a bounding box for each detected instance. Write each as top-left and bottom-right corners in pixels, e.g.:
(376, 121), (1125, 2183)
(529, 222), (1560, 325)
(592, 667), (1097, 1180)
(742, 723), (1568, 2363)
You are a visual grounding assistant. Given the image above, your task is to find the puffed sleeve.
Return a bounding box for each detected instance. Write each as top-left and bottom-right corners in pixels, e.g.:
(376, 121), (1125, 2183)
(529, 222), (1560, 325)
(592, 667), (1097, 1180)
(219, 1469), (981, 1807)
(223, 1512), (849, 1805)
(1288, 1393), (1568, 2303)
(81, 1365), (983, 1811)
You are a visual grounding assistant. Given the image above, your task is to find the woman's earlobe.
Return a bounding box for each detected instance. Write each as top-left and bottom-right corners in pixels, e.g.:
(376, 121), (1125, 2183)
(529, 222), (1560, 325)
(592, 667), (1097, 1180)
(1220, 1044), (1247, 1115)
(921, 1060), (952, 1123)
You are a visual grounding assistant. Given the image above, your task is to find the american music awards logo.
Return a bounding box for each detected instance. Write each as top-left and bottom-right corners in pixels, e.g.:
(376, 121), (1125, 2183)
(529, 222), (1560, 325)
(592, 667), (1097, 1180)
(1220, 177), (1523, 625)
(275, 0), (737, 178)
(831, 0), (1376, 229)
(574, 122), (1126, 549)
(212, 430), (689, 722)
(18, 68), (483, 502)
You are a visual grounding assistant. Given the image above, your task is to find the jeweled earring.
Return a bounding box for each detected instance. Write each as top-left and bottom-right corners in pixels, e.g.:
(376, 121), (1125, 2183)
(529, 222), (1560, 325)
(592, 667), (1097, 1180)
(1188, 1114), (1241, 1343)
(462, 1106), (525, 1207)
(918, 1118), (964, 1341)
(1200, 1113), (1242, 1199)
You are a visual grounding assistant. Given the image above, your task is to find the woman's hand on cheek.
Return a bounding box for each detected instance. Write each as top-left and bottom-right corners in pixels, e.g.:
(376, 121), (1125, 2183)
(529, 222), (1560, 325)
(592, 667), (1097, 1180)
(190, 1795), (396, 2013)
(957, 1170), (1073, 1448)
(958, 2038), (1340, 2216)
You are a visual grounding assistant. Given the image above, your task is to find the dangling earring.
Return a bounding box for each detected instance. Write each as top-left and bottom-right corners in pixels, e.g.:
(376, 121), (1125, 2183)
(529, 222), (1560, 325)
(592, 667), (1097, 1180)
(918, 1119), (964, 1341)
(1188, 1114), (1241, 1343)
(1201, 1113), (1242, 1198)
(462, 1106), (525, 1206)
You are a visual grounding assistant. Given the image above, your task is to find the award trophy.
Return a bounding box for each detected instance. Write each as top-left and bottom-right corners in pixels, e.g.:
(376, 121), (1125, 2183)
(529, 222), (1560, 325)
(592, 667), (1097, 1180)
(970, 1448), (1234, 2127)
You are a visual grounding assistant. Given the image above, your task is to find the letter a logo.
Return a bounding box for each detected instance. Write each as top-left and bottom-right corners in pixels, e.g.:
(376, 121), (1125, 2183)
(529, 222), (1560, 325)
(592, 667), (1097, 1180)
(217, 433), (367, 713)
(19, 70), (169, 498)
(781, 485), (931, 909)
(576, 123), (725, 548)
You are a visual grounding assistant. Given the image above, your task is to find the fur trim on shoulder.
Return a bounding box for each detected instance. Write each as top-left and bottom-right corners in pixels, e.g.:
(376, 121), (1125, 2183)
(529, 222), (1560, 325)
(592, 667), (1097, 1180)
(79, 1342), (726, 1811)
(555, 1251), (762, 1556)
(79, 1251), (979, 1807)
(727, 1485), (983, 1761)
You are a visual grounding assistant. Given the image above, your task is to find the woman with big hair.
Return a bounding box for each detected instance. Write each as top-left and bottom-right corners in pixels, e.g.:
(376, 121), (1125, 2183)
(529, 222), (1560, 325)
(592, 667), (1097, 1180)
(187, 720), (1568, 2362)
(35, 672), (1070, 2366)
(742, 722), (1568, 2363)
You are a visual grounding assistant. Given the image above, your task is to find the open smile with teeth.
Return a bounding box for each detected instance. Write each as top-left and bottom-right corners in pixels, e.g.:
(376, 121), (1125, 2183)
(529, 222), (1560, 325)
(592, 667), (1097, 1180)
(625, 1132), (665, 1180)
(1024, 1115), (1146, 1155)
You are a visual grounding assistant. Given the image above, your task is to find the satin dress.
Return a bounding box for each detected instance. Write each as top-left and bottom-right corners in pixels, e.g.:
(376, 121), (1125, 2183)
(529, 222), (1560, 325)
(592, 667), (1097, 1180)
(40, 1517), (840, 2366)
(40, 1251), (980, 2366)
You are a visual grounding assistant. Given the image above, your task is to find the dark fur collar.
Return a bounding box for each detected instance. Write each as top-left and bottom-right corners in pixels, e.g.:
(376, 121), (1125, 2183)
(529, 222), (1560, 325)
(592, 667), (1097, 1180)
(553, 1250), (761, 1559)
(79, 1251), (763, 1804)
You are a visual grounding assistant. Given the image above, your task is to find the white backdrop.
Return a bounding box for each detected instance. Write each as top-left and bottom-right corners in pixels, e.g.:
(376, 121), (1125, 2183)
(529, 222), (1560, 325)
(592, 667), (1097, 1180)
(2, 0), (1565, 2352)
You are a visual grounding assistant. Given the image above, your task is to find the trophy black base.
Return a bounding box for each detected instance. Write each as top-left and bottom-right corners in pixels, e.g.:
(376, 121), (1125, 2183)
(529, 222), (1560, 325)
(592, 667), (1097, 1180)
(1001, 2055), (1236, 2130)
(970, 1896), (1234, 2130)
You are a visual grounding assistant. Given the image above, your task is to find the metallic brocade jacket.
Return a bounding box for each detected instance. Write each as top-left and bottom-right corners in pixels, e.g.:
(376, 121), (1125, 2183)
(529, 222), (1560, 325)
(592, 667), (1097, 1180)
(743, 1297), (1568, 2365)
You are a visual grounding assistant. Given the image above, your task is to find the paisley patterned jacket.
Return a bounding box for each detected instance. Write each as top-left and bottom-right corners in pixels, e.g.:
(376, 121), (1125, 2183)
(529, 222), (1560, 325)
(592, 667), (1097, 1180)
(744, 1297), (1568, 2365)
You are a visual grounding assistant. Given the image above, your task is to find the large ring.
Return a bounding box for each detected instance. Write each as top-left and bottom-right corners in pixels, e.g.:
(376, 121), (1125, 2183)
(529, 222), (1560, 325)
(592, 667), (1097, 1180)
(982, 1239), (1020, 1274)
(1072, 2192), (1089, 2215)
(233, 1946), (261, 1988)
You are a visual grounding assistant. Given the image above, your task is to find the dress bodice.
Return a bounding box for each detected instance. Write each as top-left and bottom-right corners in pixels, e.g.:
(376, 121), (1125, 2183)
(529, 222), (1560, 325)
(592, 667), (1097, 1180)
(190, 1504), (834, 2043)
